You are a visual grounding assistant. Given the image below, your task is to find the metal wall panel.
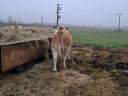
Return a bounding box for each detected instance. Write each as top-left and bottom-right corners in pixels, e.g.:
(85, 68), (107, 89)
(0, 40), (46, 72)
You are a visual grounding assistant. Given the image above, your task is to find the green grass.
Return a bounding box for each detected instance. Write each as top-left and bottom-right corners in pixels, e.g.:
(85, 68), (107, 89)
(71, 30), (128, 48)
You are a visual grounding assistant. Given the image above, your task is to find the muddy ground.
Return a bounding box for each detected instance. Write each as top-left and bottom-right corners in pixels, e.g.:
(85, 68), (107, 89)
(0, 45), (128, 96)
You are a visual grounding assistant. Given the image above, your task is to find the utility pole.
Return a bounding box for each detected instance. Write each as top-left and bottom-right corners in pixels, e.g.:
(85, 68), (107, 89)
(41, 16), (43, 27)
(117, 13), (123, 31)
(56, 4), (61, 27)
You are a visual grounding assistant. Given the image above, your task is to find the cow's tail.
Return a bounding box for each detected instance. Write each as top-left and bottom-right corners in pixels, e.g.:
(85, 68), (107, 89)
(58, 27), (64, 41)
(58, 27), (64, 59)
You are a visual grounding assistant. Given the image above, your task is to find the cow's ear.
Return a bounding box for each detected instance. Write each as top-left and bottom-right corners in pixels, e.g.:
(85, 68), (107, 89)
(65, 27), (68, 30)
(53, 26), (57, 29)
(59, 26), (64, 30)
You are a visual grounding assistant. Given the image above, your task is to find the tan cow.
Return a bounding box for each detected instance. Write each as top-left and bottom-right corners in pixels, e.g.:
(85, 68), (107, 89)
(51, 27), (72, 71)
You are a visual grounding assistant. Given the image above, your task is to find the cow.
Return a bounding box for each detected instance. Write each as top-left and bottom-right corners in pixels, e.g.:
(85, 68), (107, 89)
(51, 27), (72, 71)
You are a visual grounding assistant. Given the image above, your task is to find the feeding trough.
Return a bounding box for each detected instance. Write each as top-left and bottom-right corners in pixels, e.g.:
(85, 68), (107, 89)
(0, 27), (52, 72)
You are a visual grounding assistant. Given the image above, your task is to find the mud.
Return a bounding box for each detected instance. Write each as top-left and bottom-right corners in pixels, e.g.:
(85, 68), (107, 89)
(0, 45), (128, 96)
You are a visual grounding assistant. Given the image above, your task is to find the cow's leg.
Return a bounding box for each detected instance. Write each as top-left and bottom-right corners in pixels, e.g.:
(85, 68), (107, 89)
(63, 47), (71, 68)
(67, 46), (71, 59)
(58, 45), (62, 59)
(52, 48), (58, 72)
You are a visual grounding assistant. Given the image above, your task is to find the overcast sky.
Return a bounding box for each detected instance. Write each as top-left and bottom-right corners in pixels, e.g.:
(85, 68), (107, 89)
(0, 0), (128, 27)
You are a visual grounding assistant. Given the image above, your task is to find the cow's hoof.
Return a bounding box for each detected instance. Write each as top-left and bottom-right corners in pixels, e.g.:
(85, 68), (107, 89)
(68, 56), (70, 59)
(53, 69), (57, 72)
(64, 66), (67, 70)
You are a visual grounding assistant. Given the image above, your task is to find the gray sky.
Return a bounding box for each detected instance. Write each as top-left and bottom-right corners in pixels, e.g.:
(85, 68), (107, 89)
(0, 0), (128, 27)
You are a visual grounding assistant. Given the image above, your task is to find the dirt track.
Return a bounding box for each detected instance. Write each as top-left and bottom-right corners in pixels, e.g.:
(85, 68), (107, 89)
(0, 45), (128, 96)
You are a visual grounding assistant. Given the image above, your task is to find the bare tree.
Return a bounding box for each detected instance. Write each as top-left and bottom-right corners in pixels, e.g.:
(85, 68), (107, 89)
(41, 16), (43, 27)
(7, 16), (17, 25)
(0, 19), (4, 24)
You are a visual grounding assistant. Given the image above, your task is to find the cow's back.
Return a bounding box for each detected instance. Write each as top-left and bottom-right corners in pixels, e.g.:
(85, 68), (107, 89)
(51, 32), (58, 48)
(61, 30), (72, 48)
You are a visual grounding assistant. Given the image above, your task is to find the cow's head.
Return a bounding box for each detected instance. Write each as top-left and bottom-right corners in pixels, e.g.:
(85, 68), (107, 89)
(56, 27), (64, 42)
(59, 26), (64, 30)
(58, 26), (65, 33)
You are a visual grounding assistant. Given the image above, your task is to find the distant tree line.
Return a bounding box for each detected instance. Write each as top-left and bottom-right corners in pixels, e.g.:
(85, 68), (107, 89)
(0, 16), (21, 27)
(0, 16), (47, 27)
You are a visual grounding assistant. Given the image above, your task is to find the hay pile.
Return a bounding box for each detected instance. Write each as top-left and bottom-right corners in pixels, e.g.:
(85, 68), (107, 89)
(0, 27), (54, 45)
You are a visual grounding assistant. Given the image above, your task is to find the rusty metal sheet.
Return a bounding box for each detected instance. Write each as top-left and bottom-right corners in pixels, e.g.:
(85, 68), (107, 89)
(1, 40), (45, 72)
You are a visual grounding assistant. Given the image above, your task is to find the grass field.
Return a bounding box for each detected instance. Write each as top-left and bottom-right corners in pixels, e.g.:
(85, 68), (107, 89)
(71, 29), (128, 48)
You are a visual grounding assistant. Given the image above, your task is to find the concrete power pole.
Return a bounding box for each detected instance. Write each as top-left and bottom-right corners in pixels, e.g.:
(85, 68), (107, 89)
(56, 4), (61, 27)
(117, 13), (123, 31)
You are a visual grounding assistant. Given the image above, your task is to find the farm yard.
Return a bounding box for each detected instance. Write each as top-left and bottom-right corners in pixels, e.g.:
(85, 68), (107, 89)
(0, 0), (128, 95)
(0, 27), (127, 96)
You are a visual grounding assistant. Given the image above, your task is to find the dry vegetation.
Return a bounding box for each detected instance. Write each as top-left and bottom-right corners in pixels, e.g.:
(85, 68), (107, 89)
(0, 26), (53, 45)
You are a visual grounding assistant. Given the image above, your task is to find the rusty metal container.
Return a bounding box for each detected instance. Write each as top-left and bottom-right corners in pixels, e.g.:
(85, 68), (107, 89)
(0, 39), (50, 72)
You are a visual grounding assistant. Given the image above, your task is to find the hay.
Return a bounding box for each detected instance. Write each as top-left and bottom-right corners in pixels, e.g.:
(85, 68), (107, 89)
(0, 27), (54, 46)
